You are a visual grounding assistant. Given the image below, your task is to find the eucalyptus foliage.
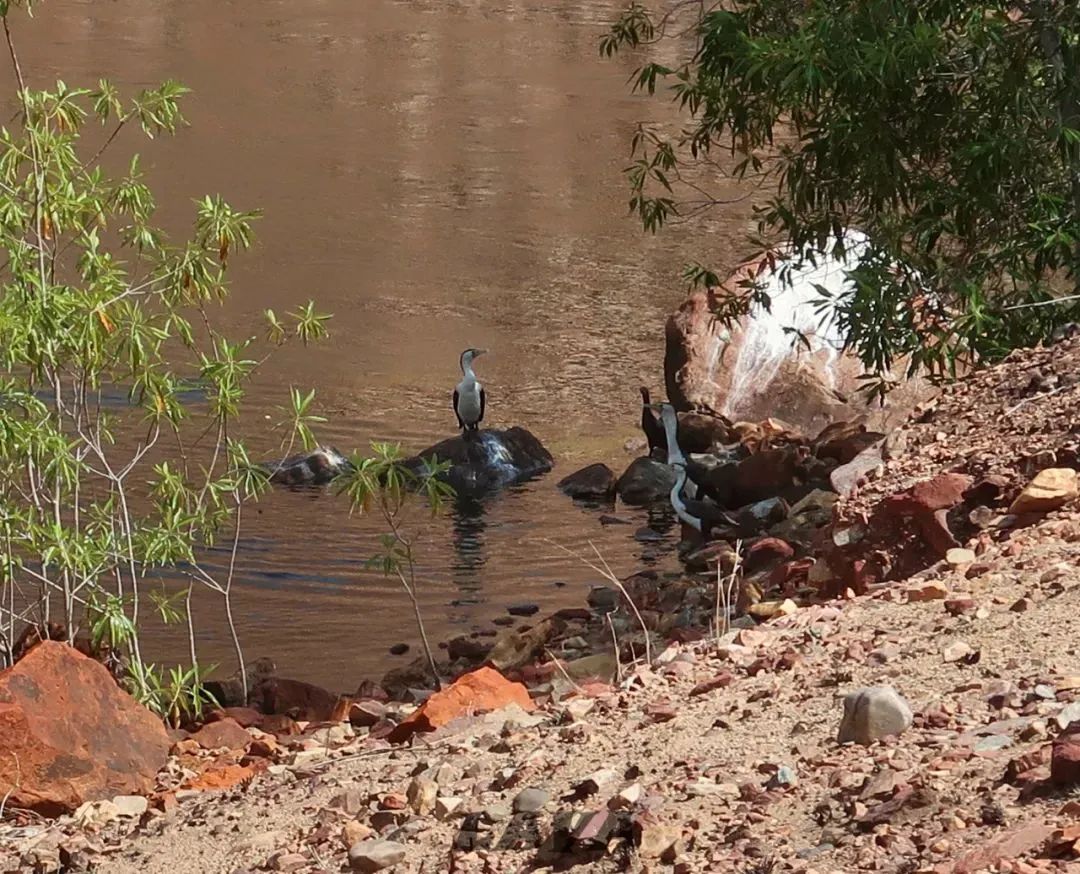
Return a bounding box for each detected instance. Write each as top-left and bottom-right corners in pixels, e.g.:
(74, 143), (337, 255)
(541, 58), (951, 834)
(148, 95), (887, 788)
(0, 0), (329, 715)
(604, 0), (1080, 391)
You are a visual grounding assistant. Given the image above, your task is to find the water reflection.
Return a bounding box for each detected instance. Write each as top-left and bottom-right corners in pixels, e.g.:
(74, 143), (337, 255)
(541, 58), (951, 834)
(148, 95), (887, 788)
(449, 494), (487, 590)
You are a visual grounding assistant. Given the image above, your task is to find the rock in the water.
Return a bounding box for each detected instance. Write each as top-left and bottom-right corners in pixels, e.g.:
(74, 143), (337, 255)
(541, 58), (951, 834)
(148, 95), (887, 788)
(557, 463), (616, 500)
(507, 603), (539, 617)
(1009, 468), (1078, 515)
(0, 641), (170, 814)
(263, 446), (351, 486)
(616, 457), (677, 505)
(405, 427), (553, 496)
(838, 686), (913, 746)
(348, 839), (407, 872)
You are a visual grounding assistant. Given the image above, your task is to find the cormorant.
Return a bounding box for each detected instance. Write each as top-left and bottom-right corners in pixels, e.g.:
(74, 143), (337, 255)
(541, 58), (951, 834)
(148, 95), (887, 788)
(639, 387), (667, 455)
(669, 462), (737, 540)
(650, 401), (698, 499)
(453, 348), (487, 434)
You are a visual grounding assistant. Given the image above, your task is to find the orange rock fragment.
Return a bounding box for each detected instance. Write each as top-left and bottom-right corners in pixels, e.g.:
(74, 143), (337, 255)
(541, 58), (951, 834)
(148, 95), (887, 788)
(387, 667), (533, 743)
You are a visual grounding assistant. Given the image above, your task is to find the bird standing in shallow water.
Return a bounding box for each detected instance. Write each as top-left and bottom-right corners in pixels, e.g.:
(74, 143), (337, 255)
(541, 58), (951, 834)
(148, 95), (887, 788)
(453, 348), (487, 435)
(639, 387), (667, 455)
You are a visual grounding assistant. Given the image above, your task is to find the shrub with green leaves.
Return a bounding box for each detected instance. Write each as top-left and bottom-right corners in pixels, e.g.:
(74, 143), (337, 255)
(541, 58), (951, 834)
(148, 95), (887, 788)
(0, 0), (330, 717)
(603, 1), (1080, 394)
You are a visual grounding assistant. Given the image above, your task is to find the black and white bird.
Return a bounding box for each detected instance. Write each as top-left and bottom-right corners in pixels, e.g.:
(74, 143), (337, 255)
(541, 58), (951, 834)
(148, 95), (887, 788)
(669, 462), (736, 539)
(453, 348), (487, 434)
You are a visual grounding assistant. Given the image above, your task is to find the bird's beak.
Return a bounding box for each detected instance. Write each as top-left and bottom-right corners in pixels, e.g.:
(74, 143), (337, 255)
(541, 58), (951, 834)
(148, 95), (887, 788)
(475, 348), (488, 357)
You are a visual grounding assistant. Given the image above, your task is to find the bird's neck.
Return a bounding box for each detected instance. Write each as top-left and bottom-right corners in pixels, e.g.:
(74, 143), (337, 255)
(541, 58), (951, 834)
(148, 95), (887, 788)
(461, 360), (476, 381)
(661, 409), (684, 465)
(670, 470), (701, 531)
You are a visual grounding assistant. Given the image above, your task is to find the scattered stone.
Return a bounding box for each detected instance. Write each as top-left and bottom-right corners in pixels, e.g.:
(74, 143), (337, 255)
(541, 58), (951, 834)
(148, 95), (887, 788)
(112, 795), (149, 818)
(945, 547), (976, 566)
(435, 797), (463, 820)
(507, 603), (539, 617)
(192, 717), (252, 751)
(907, 581), (949, 602)
(838, 686), (913, 745)
(689, 672), (735, 697)
(388, 643), (409, 656)
(1009, 467), (1078, 514)
(512, 787), (551, 814)
(341, 821), (375, 848)
(1056, 702), (1080, 730)
(943, 640), (974, 663)
(609, 782), (644, 810)
(347, 839), (407, 873)
(406, 777), (438, 815)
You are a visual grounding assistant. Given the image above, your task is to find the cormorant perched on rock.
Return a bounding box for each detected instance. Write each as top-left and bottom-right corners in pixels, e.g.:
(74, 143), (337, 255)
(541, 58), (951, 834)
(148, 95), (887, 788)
(453, 348), (487, 434)
(639, 387), (667, 455)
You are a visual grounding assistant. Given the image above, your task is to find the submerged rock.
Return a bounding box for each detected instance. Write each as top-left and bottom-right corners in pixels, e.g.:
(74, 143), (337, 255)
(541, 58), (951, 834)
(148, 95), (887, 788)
(262, 446), (351, 486)
(406, 427), (554, 495)
(0, 641), (170, 814)
(558, 463), (616, 500)
(616, 457), (677, 505)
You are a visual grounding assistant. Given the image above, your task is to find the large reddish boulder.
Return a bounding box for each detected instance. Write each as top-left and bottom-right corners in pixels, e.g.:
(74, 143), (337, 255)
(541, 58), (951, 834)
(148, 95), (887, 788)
(388, 667), (533, 743)
(663, 237), (933, 434)
(0, 641), (169, 815)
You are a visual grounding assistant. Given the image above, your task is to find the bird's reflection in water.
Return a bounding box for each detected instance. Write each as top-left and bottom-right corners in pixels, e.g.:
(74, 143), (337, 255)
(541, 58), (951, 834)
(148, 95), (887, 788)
(449, 494), (487, 601)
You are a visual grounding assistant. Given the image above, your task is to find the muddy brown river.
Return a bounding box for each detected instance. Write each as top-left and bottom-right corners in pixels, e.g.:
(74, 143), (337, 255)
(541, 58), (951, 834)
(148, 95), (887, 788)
(14, 0), (754, 690)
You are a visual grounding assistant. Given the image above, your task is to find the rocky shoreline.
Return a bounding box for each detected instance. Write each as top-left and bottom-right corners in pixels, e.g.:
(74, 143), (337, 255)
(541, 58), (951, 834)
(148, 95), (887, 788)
(6, 336), (1080, 872)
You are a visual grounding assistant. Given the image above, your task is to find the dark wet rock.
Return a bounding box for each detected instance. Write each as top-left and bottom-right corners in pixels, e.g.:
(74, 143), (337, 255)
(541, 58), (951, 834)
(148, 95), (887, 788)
(507, 604), (539, 617)
(204, 656), (276, 708)
(731, 447), (800, 506)
(250, 675), (343, 721)
(634, 526), (665, 542)
(587, 586), (620, 612)
(405, 427), (553, 495)
(599, 514), (631, 525)
(736, 497), (788, 534)
(389, 643), (409, 656)
(558, 463), (616, 500)
(447, 636), (492, 662)
(263, 446), (351, 486)
(616, 457), (677, 505)
(813, 421), (885, 465)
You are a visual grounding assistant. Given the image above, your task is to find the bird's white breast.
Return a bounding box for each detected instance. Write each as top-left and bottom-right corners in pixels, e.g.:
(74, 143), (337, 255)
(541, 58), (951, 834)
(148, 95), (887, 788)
(455, 377), (483, 423)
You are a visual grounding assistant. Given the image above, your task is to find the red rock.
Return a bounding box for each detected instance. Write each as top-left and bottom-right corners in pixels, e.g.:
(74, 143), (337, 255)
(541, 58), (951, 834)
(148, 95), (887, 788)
(191, 717), (252, 751)
(744, 537), (795, 573)
(1052, 723), (1080, 787)
(689, 673), (735, 697)
(908, 473), (974, 511)
(259, 714), (300, 737)
(644, 701), (678, 723)
(206, 706), (263, 728)
(387, 667), (533, 743)
(0, 642), (170, 815)
(907, 581), (950, 602)
(945, 597), (977, 616)
(182, 761), (265, 792)
(379, 792), (408, 810)
(937, 822), (1055, 873)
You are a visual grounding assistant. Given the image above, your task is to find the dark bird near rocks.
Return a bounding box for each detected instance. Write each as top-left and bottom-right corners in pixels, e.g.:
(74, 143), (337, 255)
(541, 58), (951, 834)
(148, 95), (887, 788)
(639, 386), (667, 455)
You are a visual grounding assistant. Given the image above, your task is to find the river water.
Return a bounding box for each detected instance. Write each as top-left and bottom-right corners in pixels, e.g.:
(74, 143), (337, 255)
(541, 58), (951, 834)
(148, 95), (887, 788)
(14, 0), (755, 690)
